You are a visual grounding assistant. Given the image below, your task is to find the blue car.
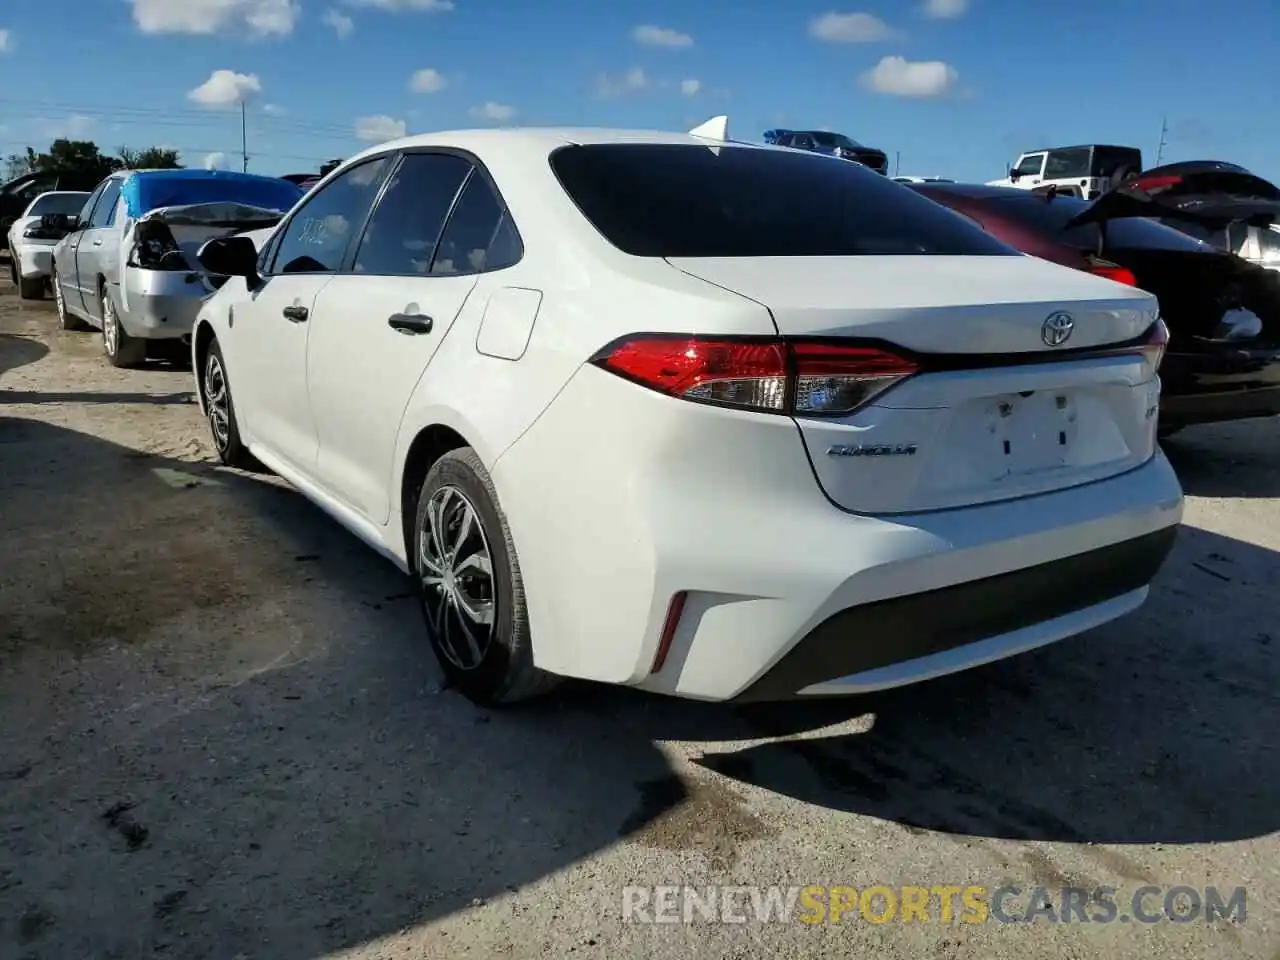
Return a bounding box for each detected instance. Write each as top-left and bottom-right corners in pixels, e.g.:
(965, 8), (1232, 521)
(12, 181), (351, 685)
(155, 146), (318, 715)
(763, 128), (889, 175)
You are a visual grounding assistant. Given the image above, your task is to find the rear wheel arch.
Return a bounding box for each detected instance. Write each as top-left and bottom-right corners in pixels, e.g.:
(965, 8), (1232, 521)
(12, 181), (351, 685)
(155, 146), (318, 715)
(400, 424), (471, 565)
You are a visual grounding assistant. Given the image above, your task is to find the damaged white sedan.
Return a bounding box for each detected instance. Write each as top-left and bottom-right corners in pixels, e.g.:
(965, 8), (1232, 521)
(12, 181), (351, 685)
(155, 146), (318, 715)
(50, 169), (303, 366)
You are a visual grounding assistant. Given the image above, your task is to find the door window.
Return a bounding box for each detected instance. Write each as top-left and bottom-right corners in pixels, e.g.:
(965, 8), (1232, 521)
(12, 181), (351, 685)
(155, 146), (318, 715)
(351, 153), (472, 276)
(89, 179), (122, 228)
(1012, 153), (1045, 177)
(77, 181), (108, 223)
(271, 155), (393, 274)
(430, 172), (523, 275)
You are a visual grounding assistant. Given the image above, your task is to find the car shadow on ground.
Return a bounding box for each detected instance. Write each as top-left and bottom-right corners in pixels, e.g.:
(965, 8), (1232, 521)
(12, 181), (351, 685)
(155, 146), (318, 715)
(0, 333), (48, 382)
(607, 519), (1278, 846)
(0, 417), (687, 959)
(1161, 417), (1280, 498)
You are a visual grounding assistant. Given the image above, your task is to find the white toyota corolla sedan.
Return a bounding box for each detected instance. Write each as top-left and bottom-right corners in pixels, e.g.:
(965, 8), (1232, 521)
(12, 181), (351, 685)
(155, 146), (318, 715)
(190, 119), (1183, 706)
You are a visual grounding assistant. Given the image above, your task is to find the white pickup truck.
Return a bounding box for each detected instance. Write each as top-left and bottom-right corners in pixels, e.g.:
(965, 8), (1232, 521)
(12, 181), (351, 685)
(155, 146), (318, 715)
(987, 144), (1143, 200)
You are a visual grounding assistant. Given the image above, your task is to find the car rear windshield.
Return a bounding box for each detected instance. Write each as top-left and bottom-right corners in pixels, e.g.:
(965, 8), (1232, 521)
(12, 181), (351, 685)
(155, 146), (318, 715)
(549, 144), (1018, 258)
(988, 194), (1217, 253)
(28, 193), (88, 216)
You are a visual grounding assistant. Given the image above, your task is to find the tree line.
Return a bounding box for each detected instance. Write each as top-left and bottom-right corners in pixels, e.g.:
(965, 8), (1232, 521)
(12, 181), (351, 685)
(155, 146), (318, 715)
(3, 139), (184, 182)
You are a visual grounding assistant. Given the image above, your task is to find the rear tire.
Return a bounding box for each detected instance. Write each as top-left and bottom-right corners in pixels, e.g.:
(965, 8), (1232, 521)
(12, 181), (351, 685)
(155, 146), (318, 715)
(413, 448), (560, 705)
(101, 286), (146, 367)
(202, 339), (258, 470)
(51, 265), (88, 330)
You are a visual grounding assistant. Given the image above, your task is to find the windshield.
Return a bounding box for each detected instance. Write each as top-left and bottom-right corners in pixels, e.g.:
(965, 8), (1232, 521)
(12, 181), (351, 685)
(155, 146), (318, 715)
(28, 193), (89, 216)
(550, 144), (1017, 258)
(989, 194), (1220, 253)
(811, 132), (859, 148)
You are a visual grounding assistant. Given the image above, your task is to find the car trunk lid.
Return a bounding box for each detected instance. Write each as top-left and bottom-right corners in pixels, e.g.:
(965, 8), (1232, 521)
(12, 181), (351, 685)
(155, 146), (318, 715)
(666, 254), (1163, 514)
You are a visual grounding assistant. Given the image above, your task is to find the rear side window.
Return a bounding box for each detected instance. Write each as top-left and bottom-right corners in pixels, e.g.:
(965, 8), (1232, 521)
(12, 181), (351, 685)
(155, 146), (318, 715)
(352, 153), (472, 276)
(1091, 147), (1142, 177)
(549, 144), (1017, 258)
(1044, 148), (1091, 180)
(430, 172), (522, 275)
(988, 195), (1219, 253)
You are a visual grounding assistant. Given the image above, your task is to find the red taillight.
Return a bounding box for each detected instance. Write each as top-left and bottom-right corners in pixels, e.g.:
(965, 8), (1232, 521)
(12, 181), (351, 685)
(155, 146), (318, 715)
(650, 591), (687, 674)
(1085, 258), (1139, 287)
(1131, 175), (1182, 194)
(592, 336), (919, 416)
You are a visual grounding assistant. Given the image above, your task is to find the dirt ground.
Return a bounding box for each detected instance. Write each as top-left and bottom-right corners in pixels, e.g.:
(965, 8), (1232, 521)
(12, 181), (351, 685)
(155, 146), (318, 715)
(0, 266), (1276, 960)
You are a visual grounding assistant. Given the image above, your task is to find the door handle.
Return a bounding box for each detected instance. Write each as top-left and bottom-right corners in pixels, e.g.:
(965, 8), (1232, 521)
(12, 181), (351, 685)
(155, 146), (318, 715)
(282, 304), (309, 322)
(92, 239), (103, 246)
(388, 313), (434, 335)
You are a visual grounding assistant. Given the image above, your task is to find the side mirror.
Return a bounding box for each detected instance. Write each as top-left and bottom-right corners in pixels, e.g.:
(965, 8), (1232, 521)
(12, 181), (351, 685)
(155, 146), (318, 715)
(197, 235), (260, 283)
(1008, 169), (1022, 182)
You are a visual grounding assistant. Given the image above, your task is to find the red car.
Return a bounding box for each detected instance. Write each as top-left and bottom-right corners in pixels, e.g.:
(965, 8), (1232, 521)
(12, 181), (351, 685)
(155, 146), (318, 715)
(908, 182), (1280, 436)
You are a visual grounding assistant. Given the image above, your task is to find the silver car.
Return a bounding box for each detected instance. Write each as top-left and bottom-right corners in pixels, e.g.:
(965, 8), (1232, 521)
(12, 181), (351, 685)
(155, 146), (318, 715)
(51, 169), (302, 366)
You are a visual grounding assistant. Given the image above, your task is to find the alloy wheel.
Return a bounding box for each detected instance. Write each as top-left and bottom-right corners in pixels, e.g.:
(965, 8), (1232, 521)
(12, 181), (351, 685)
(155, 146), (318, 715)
(204, 352), (231, 452)
(420, 485), (496, 670)
(53, 271), (64, 319)
(101, 292), (118, 357)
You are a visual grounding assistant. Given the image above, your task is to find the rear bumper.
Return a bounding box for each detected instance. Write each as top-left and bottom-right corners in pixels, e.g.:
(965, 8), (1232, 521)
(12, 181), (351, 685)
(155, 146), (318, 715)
(118, 267), (211, 339)
(1159, 344), (1280, 425)
(494, 365), (1185, 702)
(16, 243), (53, 279)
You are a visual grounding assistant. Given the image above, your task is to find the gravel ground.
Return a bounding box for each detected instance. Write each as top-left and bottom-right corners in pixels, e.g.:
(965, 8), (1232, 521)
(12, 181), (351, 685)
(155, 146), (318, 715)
(0, 267), (1276, 960)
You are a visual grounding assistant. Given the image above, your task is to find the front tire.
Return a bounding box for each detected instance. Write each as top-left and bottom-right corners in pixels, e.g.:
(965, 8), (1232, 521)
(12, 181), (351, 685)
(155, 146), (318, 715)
(101, 286), (146, 367)
(202, 339), (258, 470)
(413, 448), (559, 705)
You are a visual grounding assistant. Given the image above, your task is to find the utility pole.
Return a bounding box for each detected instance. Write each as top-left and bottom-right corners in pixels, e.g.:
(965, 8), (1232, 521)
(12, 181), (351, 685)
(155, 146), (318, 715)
(1155, 115), (1168, 167)
(894, 151), (900, 177)
(240, 100), (249, 172)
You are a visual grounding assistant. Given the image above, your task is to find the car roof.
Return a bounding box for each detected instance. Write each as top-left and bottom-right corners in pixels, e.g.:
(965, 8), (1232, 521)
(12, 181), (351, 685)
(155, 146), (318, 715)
(341, 126), (779, 167)
(1021, 144), (1141, 154)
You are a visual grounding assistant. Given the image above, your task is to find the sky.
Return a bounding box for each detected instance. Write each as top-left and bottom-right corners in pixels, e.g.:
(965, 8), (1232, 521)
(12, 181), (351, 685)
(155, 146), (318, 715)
(0, 0), (1276, 181)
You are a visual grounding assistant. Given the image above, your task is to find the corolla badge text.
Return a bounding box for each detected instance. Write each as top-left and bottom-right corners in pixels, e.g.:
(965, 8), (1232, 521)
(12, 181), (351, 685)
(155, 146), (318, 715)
(827, 443), (919, 458)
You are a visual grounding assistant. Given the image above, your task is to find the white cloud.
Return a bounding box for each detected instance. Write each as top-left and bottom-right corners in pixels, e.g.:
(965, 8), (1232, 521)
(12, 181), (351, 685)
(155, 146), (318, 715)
(262, 103), (285, 115)
(188, 70), (263, 109)
(595, 67), (649, 98)
(322, 8), (354, 36)
(131, 0), (299, 37)
(809, 12), (895, 42)
(922, 0), (968, 18)
(355, 115), (407, 141)
(342, 0), (454, 10)
(409, 67), (447, 93)
(0, 30), (12, 52)
(632, 24), (692, 48)
(468, 102), (516, 122)
(861, 55), (958, 97)
(679, 78), (701, 96)
(47, 115), (96, 139)
(204, 152), (229, 170)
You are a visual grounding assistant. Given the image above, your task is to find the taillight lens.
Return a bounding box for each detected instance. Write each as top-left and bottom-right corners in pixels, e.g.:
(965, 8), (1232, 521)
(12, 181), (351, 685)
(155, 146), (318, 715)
(128, 221), (189, 271)
(591, 336), (919, 416)
(1139, 317), (1169, 371)
(1085, 257), (1139, 287)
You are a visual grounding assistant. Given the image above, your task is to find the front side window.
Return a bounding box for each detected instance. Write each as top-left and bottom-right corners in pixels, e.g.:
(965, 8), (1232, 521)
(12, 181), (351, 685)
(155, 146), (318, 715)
(351, 153), (471, 276)
(550, 144), (1017, 258)
(430, 172), (522, 275)
(89, 179), (123, 228)
(77, 181), (107, 224)
(272, 156), (392, 274)
(1012, 153), (1045, 177)
(1043, 148), (1091, 180)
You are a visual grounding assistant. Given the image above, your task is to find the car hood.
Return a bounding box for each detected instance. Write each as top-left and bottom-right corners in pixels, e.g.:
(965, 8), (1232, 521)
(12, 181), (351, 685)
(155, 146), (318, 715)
(1067, 168), (1280, 231)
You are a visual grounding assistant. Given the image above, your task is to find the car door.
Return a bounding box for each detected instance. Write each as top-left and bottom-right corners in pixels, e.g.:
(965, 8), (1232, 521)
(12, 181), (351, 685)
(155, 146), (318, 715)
(230, 154), (395, 476)
(1011, 152), (1046, 186)
(73, 176), (123, 318)
(57, 179), (107, 311)
(305, 151), (523, 524)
